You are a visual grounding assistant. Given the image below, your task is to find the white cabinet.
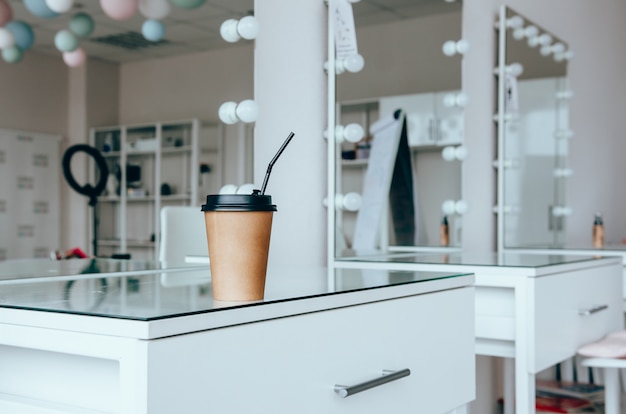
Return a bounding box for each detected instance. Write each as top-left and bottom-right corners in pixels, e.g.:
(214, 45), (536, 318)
(89, 119), (223, 260)
(148, 288), (475, 413)
(0, 266), (475, 414)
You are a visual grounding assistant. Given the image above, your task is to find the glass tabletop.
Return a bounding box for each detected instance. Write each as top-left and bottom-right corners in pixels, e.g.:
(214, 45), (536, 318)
(0, 258), (209, 283)
(337, 251), (609, 268)
(0, 266), (469, 321)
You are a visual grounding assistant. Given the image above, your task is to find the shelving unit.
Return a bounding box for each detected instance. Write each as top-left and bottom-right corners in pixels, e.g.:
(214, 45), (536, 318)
(89, 119), (223, 260)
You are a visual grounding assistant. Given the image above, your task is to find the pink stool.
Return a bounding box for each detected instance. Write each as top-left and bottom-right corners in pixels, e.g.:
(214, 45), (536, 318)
(578, 330), (626, 414)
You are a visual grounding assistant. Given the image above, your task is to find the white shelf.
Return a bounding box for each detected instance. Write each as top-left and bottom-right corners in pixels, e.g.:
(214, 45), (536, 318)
(97, 239), (154, 248)
(90, 119), (224, 261)
(341, 158), (369, 167)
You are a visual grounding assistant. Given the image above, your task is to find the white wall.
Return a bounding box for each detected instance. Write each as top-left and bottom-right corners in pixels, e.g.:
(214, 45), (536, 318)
(118, 45), (254, 189)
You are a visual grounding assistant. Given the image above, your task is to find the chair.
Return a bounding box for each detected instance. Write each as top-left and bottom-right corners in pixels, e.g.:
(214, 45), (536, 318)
(158, 206), (208, 263)
(577, 330), (626, 414)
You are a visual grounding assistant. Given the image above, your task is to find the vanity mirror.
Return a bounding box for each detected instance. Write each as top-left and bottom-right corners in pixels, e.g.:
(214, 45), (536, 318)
(327, 0), (466, 259)
(494, 6), (574, 250)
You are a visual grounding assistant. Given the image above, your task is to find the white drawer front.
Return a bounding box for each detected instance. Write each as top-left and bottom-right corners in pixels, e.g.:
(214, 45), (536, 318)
(147, 287), (475, 414)
(532, 263), (623, 373)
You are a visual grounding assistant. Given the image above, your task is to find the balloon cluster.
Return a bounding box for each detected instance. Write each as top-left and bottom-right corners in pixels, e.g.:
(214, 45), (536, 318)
(0, 0), (208, 67)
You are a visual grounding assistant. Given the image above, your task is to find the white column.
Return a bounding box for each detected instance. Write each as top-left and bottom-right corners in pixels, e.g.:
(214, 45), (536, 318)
(62, 65), (89, 254)
(254, 0), (328, 266)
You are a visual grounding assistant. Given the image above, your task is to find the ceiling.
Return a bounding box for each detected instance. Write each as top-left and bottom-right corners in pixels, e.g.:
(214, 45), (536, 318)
(6, 0), (460, 64)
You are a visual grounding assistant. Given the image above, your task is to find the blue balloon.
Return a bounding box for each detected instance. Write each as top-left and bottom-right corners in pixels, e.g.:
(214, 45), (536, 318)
(6, 21), (34, 51)
(23, 0), (59, 19)
(69, 13), (94, 38)
(3, 46), (23, 63)
(142, 19), (165, 42)
(54, 30), (78, 52)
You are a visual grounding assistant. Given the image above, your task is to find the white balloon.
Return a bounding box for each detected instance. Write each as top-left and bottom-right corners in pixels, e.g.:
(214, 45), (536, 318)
(138, 0), (170, 20)
(0, 27), (15, 49)
(45, 0), (74, 13)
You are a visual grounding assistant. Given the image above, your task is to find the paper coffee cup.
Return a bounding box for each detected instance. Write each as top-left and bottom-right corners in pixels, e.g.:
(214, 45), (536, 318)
(201, 193), (277, 301)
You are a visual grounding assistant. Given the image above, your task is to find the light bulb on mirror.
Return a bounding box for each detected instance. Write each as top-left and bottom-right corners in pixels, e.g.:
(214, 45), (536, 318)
(505, 16), (524, 29)
(512, 27), (525, 40)
(505, 62), (524, 77)
(441, 146), (467, 162)
(235, 99), (258, 123)
(442, 92), (468, 108)
(219, 184), (238, 194)
(335, 123), (364, 143)
(332, 53), (364, 74)
(218, 99), (258, 124)
(323, 192), (362, 212)
(555, 50), (575, 62)
(527, 33), (552, 48)
(523, 25), (538, 38)
(442, 39), (469, 56)
(220, 16), (259, 43)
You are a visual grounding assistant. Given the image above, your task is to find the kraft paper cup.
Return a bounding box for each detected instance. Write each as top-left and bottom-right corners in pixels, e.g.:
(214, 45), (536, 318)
(201, 193), (277, 301)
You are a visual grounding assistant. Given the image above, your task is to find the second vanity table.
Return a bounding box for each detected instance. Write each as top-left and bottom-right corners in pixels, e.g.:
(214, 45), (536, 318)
(335, 252), (624, 414)
(0, 260), (475, 414)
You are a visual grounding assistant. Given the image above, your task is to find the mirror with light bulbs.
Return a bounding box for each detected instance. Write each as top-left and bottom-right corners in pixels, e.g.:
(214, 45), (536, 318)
(328, 0), (466, 258)
(494, 6), (573, 250)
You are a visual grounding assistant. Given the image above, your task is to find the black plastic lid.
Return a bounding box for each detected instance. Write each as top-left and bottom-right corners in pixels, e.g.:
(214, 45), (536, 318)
(201, 193), (277, 212)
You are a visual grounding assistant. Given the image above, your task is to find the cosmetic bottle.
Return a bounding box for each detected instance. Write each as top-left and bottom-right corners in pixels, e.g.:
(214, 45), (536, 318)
(592, 212), (604, 248)
(440, 215), (449, 246)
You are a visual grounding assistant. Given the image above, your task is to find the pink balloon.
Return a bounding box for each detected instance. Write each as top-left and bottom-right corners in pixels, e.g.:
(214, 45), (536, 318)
(63, 47), (86, 67)
(0, 0), (13, 26)
(99, 0), (138, 21)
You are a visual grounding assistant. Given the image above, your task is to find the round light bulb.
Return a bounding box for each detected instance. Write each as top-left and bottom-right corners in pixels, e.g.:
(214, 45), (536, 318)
(236, 183), (255, 194)
(538, 34), (553, 46)
(237, 16), (259, 40)
(512, 28), (525, 40)
(455, 200), (469, 215)
(441, 146), (456, 161)
(442, 200), (456, 215)
(540, 45), (552, 56)
(342, 192), (362, 212)
(455, 39), (469, 54)
(455, 146), (468, 161)
(235, 99), (258, 123)
(551, 43), (565, 54)
(218, 101), (238, 124)
(343, 53), (364, 73)
(219, 184), (238, 194)
(506, 16), (524, 29)
(342, 123), (365, 143)
(523, 26), (538, 38)
(220, 19), (240, 42)
(442, 40), (457, 56)
(507, 62), (524, 77)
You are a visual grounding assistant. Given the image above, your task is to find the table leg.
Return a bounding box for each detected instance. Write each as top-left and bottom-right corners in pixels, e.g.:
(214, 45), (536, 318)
(503, 358), (514, 414)
(604, 367), (620, 414)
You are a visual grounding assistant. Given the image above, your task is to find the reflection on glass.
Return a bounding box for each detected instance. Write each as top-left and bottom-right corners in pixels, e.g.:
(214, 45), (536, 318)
(497, 7), (572, 248)
(334, 1), (464, 257)
(0, 266), (467, 319)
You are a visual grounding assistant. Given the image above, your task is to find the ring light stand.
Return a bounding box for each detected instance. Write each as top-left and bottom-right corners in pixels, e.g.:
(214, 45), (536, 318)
(62, 144), (109, 257)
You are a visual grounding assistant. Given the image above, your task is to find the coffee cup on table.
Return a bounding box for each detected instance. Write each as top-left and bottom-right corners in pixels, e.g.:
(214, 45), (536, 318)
(201, 192), (277, 302)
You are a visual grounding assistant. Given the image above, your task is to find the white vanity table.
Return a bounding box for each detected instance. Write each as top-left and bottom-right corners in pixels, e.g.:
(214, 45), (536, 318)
(335, 252), (624, 414)
(0, 260), (475, 414)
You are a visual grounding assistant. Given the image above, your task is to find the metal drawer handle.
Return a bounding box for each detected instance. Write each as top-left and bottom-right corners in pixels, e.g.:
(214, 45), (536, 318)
(334, 369), (411, 398)
(579, 304), (609, 316)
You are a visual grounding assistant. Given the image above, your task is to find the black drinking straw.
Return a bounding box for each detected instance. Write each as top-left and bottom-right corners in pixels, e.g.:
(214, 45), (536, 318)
(260, 131), (295, 195)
